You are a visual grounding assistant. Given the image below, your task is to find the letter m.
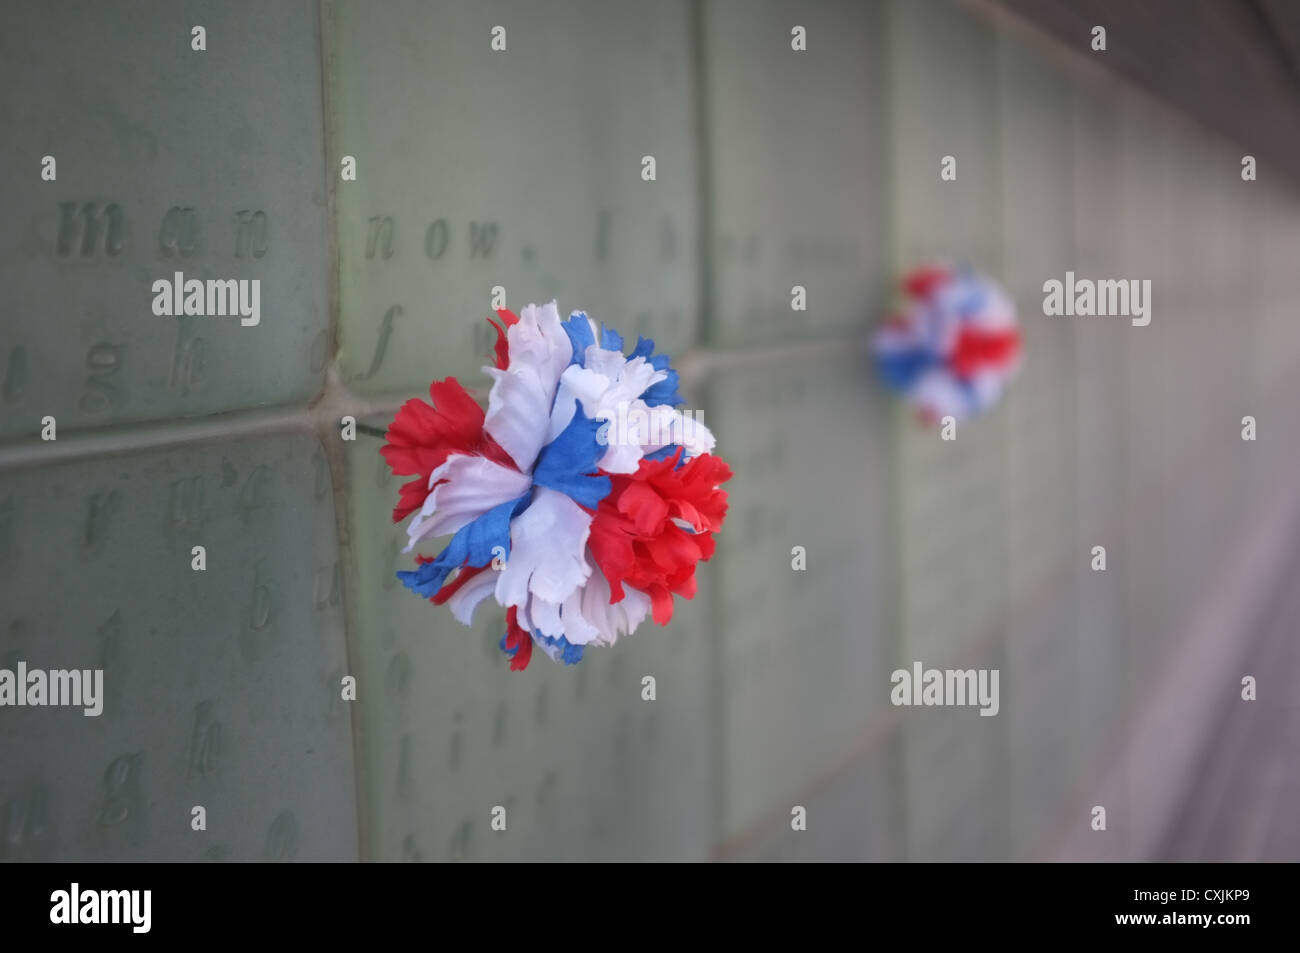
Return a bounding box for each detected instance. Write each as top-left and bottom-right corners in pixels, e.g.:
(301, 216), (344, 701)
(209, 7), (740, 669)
(57, 202), (124, 257)
(206, 279), (239, 316)
(50, 670), (79, 704)
(468, 222), (498, 258)
(1098, 279), (1129, 315)
(947, 669), (977, 706)
(101, 890), (130, 924)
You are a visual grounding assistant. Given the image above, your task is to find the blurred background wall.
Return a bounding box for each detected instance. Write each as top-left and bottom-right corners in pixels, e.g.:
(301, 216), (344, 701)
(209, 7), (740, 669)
(2, 0), (1299, 861)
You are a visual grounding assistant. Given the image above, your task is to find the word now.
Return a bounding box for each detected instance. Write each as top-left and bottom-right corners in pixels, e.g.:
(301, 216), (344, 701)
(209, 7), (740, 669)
(151, 271), (261, 326)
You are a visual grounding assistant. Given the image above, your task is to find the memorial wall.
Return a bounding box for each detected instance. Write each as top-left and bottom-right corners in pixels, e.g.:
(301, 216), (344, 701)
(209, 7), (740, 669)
(2, 0), (1298, 861)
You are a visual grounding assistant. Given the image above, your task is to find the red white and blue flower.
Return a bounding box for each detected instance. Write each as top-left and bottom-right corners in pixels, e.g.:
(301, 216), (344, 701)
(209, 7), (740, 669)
(382, 302), (731, 670)
(873, 265), (1022, 421)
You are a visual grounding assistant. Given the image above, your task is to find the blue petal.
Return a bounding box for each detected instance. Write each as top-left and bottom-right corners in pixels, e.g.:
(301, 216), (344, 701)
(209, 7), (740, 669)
(535, 632), (586, 665)
(642, 444), (688, 469)
(567, 322), (683, 404)
(875, 348), (935, 393)
(957, 285), (987, 319)
(532, 404), (612, 509)
(956, 374), (982, 417)
(599, 325), (624, 353)
(640, 367), (681, 408)
(397, 491), (531, 596)
(565, 311), (623, 358)
(629, 336), (655, 360)
(629, 336), (683, 407)
(561, 312), (596, 366)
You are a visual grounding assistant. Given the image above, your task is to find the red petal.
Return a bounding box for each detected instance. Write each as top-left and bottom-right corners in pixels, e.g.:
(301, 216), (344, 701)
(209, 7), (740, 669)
(490, 309), (521, 370)
(648, 585), (675, 625)
(381, 375), (522, 522)
(504, 605), (533, 671)
(619, 481), (670, 535)
(949, 326), (1020, 379)
(431, 564), (490, 605)
(903, 266), (951, 300)
(586, 451), (732, 625)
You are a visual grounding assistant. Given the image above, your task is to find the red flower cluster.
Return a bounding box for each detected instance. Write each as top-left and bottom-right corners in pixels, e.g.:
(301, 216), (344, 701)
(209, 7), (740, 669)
(381, 379), (516, 523)
(381, 309), (522, 523)
(588, 448), (732, 625)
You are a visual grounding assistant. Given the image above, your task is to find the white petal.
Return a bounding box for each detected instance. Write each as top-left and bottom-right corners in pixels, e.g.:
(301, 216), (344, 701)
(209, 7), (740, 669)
(525, 563), (651, 657)
(545, 377), (580, 446)
(446, 568), (500, 626)
(579, 570), (651, 646)
(564, 355), (665, 419)
(558, 364), (613, 418)
(557, 353), (676, 474)
(641, 406), (715, 459)
(595, 401), (715, 470)
(483, 301), (573, 472)
(495, 487), (593, 610)
(909, 369), (969, 422)
(512, 301), (571, 380)
(482, 364), (557, 475)
(531, 597), (564, 639)
(558, 583), (603, 645)
(582, 344), (626, 380)
(520, 556), (626, 647)
(596, 438), (646, 475)
(611, 356), (667, 405)
(673, 411), (716, 457)
(404, 455), (531, 552)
